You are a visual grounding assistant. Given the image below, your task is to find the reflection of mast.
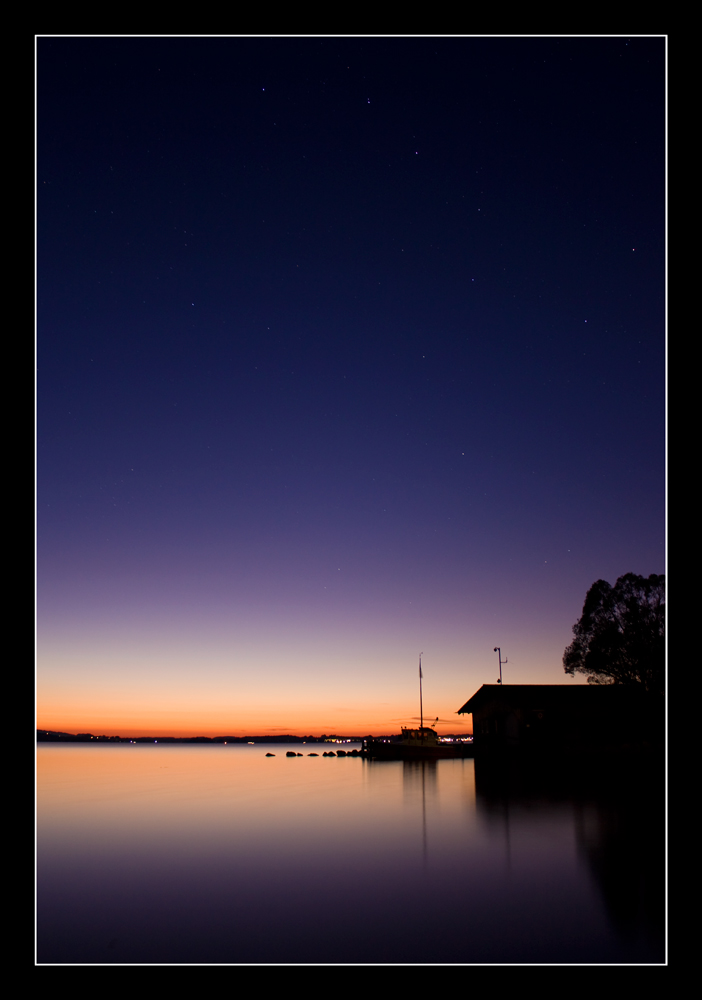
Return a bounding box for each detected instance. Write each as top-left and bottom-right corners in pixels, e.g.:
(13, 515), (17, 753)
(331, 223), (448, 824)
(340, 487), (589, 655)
(419, 653), (424, 740)
(421, 761), (428, 866)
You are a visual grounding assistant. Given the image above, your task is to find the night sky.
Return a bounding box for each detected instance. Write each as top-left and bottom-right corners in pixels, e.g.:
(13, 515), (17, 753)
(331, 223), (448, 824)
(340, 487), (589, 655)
(37, 37), (665, 736)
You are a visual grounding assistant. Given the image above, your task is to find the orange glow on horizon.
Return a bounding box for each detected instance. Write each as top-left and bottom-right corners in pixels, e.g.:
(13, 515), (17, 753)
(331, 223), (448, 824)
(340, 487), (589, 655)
(36, 699), (474, 738)
(36, 717), (474, 738)
(37, 672), (476, 738)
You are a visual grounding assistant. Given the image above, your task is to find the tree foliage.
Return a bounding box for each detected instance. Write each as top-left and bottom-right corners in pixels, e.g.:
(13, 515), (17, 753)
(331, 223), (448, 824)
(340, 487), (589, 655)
(563, 573), (665, 694)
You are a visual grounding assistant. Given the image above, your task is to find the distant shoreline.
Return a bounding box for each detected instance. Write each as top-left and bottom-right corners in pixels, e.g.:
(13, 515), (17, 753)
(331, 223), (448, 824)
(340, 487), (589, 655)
(36, 729), (470, 743)
(37, 730), (369, 744)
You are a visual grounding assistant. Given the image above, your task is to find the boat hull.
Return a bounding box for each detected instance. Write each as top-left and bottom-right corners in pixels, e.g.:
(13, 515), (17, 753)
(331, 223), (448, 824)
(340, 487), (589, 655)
(363, 740), (474, 760)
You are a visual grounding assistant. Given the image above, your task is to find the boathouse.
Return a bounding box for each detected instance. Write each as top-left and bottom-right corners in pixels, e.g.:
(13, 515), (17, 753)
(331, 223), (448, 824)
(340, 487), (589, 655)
(456, 684), (657, 754)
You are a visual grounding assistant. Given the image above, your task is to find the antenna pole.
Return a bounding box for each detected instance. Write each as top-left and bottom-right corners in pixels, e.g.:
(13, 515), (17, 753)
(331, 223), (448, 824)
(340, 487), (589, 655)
(494, 647), (505, 685)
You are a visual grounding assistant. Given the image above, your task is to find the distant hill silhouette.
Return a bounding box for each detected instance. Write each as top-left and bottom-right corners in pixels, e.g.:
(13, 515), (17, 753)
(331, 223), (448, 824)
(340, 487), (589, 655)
(36, 731), (380, 743)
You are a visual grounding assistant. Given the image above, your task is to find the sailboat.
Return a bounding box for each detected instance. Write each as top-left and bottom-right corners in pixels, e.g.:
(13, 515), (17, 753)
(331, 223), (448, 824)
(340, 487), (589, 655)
(362, 656), (474, 760)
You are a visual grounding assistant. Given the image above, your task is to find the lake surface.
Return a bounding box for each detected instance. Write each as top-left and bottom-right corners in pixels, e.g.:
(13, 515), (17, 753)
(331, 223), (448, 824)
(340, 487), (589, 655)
(36, 744), (665, 964)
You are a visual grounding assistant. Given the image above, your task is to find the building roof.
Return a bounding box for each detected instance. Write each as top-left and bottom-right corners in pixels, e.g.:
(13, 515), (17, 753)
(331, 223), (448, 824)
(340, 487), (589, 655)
(456, 683), (650, 716)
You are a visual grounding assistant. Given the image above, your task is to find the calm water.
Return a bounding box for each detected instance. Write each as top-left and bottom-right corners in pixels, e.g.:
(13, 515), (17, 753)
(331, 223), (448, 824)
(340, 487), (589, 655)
(36, 744), (664, 964)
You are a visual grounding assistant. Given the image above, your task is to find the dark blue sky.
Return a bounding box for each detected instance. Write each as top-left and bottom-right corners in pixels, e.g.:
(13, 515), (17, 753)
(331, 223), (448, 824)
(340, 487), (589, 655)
(37, 37), (665, 735)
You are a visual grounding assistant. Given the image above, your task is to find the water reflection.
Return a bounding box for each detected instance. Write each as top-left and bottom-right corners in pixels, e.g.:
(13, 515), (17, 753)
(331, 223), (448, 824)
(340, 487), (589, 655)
(402, 760), (437, 865)
(37, 745), (664, 963)
(473, 752), (665, 960)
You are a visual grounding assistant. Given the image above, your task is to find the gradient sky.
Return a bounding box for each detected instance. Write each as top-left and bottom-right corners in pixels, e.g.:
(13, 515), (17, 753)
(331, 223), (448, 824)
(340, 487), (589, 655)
(37, 36), (665, 736)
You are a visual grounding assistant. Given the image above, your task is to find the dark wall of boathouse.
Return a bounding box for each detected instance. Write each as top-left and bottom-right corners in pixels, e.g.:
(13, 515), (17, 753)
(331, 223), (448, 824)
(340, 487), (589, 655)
(457, 684), (659, 754)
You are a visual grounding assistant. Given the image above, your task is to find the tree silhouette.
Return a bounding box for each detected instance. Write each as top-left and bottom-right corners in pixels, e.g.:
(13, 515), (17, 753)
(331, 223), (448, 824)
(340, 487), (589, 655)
(563, 573), (665, 694)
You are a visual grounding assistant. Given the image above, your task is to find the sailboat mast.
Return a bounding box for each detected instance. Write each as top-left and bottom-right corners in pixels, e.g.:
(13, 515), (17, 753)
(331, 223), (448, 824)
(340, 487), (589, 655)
(419, 653), (424, 738)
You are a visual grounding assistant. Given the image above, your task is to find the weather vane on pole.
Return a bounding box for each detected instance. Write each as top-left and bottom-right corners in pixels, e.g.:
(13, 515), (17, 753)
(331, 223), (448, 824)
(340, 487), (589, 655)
(494, 647), (507, 685)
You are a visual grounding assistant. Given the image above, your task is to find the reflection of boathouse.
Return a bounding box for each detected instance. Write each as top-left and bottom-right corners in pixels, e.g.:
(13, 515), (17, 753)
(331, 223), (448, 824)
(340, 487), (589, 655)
(457, 684), (658, 754)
